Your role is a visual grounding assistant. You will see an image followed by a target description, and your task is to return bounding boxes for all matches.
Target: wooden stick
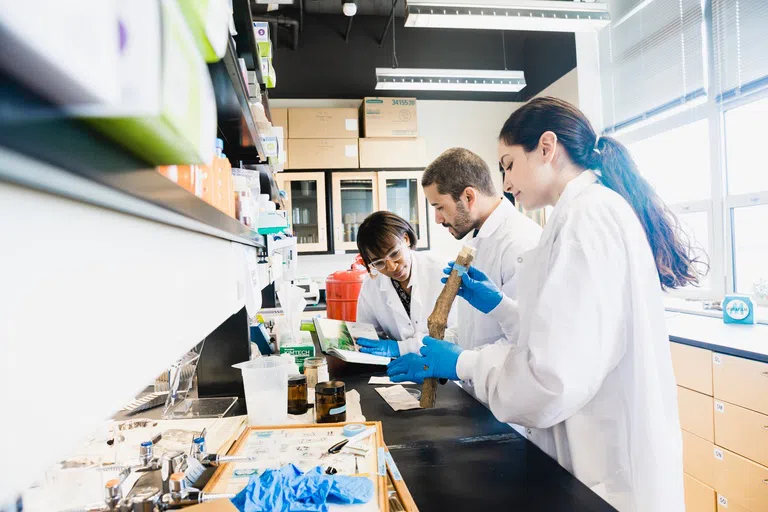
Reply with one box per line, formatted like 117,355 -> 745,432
421,245 -> 476,408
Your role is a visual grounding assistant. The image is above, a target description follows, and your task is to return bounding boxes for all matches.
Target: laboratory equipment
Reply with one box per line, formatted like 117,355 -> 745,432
287,375 -> 308,415
303,357 -> 329,391
315,381 -> 347,423
325,256 -> 367,322
233,357 -> 292,425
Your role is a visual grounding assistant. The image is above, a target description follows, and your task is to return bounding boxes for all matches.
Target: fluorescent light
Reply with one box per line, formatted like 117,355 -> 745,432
375,68 -> 526,92
405,0 -> 611,32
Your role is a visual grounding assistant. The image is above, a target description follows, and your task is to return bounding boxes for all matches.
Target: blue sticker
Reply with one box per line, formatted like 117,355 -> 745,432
384,451 -> 402,481
256,431 -> 272,438
377,447 -> 386,476
329,405 -> 347,415
452,263 -> 468,277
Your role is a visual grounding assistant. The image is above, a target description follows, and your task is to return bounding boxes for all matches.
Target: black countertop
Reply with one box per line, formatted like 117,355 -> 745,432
340,372 -> 616,512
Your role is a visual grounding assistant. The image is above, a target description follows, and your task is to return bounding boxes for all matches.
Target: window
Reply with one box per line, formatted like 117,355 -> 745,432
724,97 -> 768,195
627,119 -> 711,204
731,205 -> 768,300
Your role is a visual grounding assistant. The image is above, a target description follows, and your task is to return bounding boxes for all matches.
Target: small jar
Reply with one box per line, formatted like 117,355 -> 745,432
287,375 -> 308,415
304,357 -> 329,390
315,381 -> 346,423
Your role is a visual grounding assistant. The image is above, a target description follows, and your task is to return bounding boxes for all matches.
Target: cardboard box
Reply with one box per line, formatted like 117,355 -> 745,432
279,331 -> 315,372
83,0 -> 216,165
359,137 -> 427,168
253,21 -> 270,42
177,0 -> 230,63
361,97 -> 418,138
288,139 -> 359,169
288,108 -> 359,139
271,108 -> 288,131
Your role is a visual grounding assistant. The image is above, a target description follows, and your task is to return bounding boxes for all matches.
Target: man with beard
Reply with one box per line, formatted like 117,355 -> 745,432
421,147 -> 541,371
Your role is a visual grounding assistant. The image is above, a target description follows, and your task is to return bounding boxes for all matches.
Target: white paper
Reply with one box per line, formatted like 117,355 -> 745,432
368,376 -> 415,386
345,118 -> 359,131
347,322 -> 379,340
345,144 -> 357,158
375,385 -> 421,411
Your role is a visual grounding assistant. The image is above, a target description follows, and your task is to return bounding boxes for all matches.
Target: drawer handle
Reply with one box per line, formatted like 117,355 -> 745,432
764,479 -> 768,484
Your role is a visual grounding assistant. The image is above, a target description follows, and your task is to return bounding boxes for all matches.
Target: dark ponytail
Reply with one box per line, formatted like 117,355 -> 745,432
499,97 -> 705,290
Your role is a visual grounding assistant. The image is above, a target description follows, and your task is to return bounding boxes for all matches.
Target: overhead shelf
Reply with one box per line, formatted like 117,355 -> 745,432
0,72 -> 264,248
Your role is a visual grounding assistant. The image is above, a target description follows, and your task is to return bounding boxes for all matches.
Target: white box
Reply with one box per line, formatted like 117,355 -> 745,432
253,21 -> 270,42
0,0 -> 120,106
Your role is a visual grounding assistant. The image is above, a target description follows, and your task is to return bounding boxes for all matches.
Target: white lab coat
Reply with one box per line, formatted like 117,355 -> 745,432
459,198 -> 542,350
456,171 -> 684,511
356,251 -> 457,355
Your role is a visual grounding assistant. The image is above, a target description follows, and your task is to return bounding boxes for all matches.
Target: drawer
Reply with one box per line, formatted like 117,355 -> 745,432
671,343 -> 713,395
715,399 -> 768,467
717,494 -> 751,512
713,353 -> 768,415
682,430 -> 718,489
684,474 -> 716,512
679,386 -> 715,442
715,447 -> 768,512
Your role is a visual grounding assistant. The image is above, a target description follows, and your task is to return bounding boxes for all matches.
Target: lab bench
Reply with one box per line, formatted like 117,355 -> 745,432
340,373 -> 616,512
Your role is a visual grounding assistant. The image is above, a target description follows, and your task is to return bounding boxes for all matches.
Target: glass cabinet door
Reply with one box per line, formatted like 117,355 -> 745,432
378,171 -> 428,249
277,172 -> 327,253
331,172 -> 379,252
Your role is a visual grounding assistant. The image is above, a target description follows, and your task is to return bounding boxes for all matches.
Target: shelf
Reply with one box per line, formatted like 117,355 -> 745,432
209,36 -> 265,160
0,73 -> 263,248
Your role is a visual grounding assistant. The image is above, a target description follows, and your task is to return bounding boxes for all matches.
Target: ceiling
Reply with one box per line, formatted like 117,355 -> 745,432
254,2 -> 578,102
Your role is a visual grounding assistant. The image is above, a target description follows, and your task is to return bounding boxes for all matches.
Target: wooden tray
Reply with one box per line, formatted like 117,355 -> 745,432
204,421 -> 418,511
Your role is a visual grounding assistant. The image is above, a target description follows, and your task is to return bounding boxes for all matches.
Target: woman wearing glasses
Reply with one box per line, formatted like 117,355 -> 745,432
354,211 -> 457,358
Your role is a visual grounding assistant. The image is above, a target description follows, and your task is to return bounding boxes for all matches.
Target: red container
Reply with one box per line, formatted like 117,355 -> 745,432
326,256 -> 367,322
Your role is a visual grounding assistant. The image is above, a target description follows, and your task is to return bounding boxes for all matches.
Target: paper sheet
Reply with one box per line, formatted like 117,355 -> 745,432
368,376 -> 415,386
375,385 -> 422,412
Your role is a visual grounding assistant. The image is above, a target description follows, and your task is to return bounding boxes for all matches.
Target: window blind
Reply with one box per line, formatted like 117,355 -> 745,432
599,0 -> 706,132
713,0 -> 768,101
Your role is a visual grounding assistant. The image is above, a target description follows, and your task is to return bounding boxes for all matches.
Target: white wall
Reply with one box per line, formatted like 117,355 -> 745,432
535,68 -> 580,106
273,98 -> 523,285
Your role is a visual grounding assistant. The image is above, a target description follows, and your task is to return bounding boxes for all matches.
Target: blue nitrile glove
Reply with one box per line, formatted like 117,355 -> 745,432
442,261 -> 503,314
386,353 -> 424,383
357,337 -> 400,358
231,464 -> 374,512
386,338 -> 462,383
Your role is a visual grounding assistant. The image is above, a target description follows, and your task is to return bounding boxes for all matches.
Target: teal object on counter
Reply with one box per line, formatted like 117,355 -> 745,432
723,294 -> 756,324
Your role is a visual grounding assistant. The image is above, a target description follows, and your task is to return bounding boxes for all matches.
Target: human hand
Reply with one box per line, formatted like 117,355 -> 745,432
441,262 -> 503,314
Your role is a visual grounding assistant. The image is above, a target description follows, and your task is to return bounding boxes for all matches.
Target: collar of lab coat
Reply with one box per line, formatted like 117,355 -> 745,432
472,197 -> 514,241
377,248 -> 420,291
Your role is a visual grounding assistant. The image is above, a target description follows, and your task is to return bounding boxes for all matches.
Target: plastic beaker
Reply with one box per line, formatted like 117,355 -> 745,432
233,357 -> 291,425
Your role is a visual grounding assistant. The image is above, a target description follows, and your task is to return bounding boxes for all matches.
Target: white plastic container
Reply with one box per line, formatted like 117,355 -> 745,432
233,357 -> 291,425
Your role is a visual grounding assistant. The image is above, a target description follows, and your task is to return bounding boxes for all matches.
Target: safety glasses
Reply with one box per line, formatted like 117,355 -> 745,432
368,242 -> 408,275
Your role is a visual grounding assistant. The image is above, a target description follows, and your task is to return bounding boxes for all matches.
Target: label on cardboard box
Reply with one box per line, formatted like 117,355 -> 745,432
345,144 -> 357,158
345,118 -> 358,131
362,97 -> 417,138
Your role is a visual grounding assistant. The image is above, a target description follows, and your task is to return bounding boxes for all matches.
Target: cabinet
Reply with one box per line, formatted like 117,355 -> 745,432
377,170 -> 429,249
331,172 -> 380,252
275,172 -> 328,253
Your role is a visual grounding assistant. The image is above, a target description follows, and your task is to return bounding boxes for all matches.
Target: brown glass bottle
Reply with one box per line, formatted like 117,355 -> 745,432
315,381 -> 346,423
287,375 -> 308,415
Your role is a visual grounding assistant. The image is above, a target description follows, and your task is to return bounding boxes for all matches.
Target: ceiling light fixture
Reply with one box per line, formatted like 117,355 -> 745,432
375,68 -> 526,92
343,0 -> 357,16
404,0 -> 611,32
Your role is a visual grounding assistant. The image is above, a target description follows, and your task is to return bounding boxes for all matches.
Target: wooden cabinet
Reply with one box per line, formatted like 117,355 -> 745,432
714,399 -> 768,468
275,172 -> 328,253
377,170 -> 429,249
683,429 -> 719,489
684,474 -> 716,512
713,353 -> 768,416
331,172 -> 380,253
671,342 -> 713,395
678,386 -> 715,442
715,447 -> 768,512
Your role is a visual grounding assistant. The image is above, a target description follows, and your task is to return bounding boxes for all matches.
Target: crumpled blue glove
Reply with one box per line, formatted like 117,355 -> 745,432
442,261 -> 503,314
231,464 -> 374,512
357,337 -> 400,358
386,337 -> 462,384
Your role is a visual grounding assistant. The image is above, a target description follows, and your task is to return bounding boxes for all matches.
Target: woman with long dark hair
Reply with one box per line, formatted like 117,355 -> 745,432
388,97 -> 702,511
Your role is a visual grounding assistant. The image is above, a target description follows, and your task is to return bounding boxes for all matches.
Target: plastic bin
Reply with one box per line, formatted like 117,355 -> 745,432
325,256 -> 367,322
